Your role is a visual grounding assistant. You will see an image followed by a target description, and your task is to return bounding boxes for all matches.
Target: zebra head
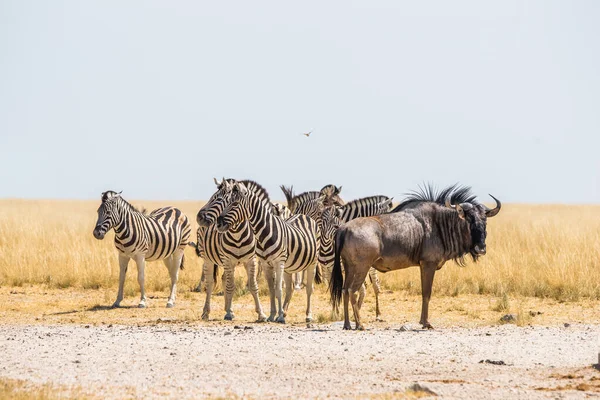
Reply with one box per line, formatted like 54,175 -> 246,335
93,190 -> 122,240
319,184 -> 344,207
196,178 -> 235,227
320,206 -> 343,240
215,182 -> 249,233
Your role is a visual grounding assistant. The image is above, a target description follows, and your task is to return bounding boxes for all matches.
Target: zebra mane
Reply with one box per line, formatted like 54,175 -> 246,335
237,180 -> 272,203
390,183 -> 477,213
341,195 -> 390,209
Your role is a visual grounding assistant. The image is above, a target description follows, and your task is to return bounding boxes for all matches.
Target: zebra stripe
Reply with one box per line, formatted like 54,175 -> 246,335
215,181 -> 320,324
193,179 -> 269,322
93,190 -> 191,309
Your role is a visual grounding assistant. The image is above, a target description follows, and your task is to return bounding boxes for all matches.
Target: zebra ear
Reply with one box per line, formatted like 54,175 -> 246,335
336,186 -> 342,195
117,191 -> 122,196
380,198 -> 393,209
213,177 -> 220,186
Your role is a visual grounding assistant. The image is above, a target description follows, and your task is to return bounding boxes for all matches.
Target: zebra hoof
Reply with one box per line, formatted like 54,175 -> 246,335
224,314 -> 235,321
305,317 -> 312,323
276,316 -> 286,324
356,325 -> 365,331
267,315 -> 275,322
138,303 -> 147,309
111,303 -> 121,309
166,303 -> 174,308
256,315 -> 267,323
375,316 -> 385,322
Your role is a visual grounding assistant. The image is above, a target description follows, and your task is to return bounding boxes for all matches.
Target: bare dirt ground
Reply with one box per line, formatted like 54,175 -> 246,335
1,322 -> 600,399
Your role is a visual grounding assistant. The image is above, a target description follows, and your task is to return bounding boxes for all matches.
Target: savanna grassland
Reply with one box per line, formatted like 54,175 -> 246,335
1,199 -> 600,399
0,199 -> 599,326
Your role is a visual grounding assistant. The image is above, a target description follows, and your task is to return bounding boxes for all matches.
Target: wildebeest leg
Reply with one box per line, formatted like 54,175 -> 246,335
112,254 -> 130,308
343,289 -> 351,330
369,268 -> 383,321
282,272 -> 294,318
223,266 -> 235,320
349,289 -> 364,330
244,257 -> 266,322
201,262 -> 215,320
358,283 -> 366,309
263,263 -> 277,322
134,255 -> 147,308
419,261 -> 437,329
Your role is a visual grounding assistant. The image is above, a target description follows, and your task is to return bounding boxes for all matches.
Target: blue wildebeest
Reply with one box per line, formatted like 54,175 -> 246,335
330,184 -> 501,330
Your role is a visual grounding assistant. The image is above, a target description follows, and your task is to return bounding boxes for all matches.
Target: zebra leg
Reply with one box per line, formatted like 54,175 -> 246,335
244,257 -> 266,322
263,264 -> 277,322
294,272 -> 302,291
134,255 -> 147,308
194,267 -> 206,293
369,268 -> 383,321
165,250 -> 183,308
112,254 -> 130,308
304,262 -> 316,324
223,266 -> 235,321
274,262 -> 285,323
282,272 -> 294,318
201,262 -> 215,320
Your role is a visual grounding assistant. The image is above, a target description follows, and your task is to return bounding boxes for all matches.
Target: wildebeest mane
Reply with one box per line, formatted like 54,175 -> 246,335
390,183 -> 477,213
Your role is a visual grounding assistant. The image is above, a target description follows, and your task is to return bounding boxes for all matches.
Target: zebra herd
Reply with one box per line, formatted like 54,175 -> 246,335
93,179 -> 501,329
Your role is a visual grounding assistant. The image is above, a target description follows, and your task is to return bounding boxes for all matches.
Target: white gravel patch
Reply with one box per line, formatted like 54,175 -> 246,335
0,323 -> 598,398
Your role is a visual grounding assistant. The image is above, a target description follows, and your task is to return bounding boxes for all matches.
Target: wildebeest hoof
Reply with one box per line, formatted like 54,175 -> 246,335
201,312 -> 210,321
166,303 -> 174,308
356,325 -> 365,331
343,324 -> 352,330
421,322 -> 434,329
276,316 -> 286,324
111,302 -> 121,309
267,315 -> 275,322
224,313 -> 235,321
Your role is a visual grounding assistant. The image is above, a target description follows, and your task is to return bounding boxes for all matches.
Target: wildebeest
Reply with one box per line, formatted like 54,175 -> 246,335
330,184 -> 501,330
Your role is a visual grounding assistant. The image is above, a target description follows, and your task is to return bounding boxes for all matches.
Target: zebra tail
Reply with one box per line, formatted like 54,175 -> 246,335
280,185 -> 295,208
329,227 -> 346,312
314,262 -> 322,285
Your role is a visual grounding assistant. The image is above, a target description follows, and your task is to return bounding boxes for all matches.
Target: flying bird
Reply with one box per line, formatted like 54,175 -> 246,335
302,129 -> 315,137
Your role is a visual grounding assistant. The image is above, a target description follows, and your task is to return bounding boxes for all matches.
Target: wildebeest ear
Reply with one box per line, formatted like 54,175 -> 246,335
455,204 -> 465,220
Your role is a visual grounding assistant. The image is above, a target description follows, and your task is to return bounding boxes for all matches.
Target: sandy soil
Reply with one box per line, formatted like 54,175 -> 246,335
1,322 -> 599,399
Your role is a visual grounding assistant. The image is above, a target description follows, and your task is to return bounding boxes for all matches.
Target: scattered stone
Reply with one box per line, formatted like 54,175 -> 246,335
224,332 -> 232,336
85,325 -> 90,328
170,352 -> 176,356
406,383 -> 438,396
479,359 -> 506,366
500,314 -> 517,323
529,311 -> 543,317
234,325 -> 242,329
564,323 -> 571,328
398,325 -> 408,332
244,326 -> 253,330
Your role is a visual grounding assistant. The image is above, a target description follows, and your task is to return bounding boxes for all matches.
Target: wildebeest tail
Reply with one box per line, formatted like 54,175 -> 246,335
329,227 -> 346,312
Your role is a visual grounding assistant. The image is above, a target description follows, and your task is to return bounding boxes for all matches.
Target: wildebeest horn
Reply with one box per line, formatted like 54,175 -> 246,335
445,197 -> 455,208
485,194 -> 501,217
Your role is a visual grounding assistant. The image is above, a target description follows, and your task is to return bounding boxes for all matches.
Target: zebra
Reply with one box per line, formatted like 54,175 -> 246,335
280,184 -> 344,220
92,191 -> 191,308
211,180 -> 320,324
280,184 -> 344,289
191,178 -> 271,321
319,195 -> 393,321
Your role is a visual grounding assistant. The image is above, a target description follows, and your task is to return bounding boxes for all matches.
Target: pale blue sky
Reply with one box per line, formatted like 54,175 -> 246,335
1,1 -> 599,203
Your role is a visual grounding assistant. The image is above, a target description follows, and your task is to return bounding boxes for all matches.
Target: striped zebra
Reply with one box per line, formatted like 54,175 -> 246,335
280,184 -> 344,220
280,184 -> 344,289
319,195 -> 392,321
192,178 -> 270,321
213,180 -> 320,324
93,191 -> 191,308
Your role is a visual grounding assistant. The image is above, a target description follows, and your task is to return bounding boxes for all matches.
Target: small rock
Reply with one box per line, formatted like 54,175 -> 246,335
73,360 -> 81,364
406,383 -> 437,396
244,326 -> 253,330
479,359 -> 506,366
564,323 -> 571,328
108,324 -> 113,328
500,314 -> 517,323
529,311 -> 543,317
224,332 -> 232,336
84,325 -> 90,329
170,352 -> 176,356
288,336 -> 293,339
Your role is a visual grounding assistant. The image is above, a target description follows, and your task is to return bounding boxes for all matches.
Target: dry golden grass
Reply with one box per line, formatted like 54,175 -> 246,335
0,199 -> 599,326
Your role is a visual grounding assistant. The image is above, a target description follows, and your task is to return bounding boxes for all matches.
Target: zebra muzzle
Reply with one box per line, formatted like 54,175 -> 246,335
93,228 -> 105,240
